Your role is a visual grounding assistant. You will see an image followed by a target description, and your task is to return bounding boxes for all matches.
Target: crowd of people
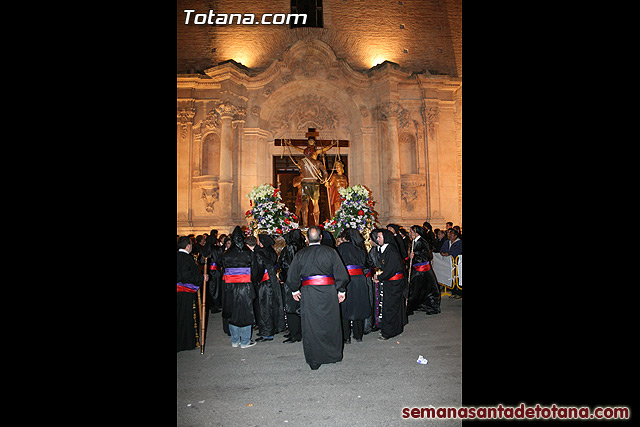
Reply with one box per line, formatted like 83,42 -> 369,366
177,220 -> 463,370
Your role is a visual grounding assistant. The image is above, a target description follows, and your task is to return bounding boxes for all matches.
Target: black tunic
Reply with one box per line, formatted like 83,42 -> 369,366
377,243 -> 408,339
337,242 -> 371,321
177,251 -> 204,352
407,236 -> 431,312
408,236 -> 441,314
205,243 -> 224,311
253,244 -> 286,336
277,235 -> 304,315
221,245 -> 256,327
285,244 -> 350,366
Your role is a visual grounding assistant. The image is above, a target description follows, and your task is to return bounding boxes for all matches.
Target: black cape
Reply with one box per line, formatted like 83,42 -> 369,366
285,244 -> 349,366
376,231 -> 408,339
221,229 -> 256,327
277,230 -> 305,314
177,250 -> 204,352
337,241 -> 371,321
252,235 -> 286,336
408,235 -> 441,314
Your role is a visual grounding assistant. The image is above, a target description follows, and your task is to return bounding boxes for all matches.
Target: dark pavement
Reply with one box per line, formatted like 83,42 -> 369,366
177,296 -> 462,426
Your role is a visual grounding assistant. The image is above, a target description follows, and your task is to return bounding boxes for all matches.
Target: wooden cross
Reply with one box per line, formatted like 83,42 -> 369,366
274,128 -> 349,148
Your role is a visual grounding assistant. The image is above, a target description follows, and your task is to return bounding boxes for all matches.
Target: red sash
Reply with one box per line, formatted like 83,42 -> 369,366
301,275 -> 335,286
412,261 -> 431,272
388,272 -> 404,281
346,265 -> 364,276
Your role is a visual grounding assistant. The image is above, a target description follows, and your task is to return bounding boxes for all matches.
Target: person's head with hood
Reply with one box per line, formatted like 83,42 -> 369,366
386,223 -> 401,236
410,225 -> 429,241
284,229 -> 305,249
258,233 -> 275,248
372,228 -> 397,250
340,227 -> 365,251
230,226 -> 246,251
320,228 -> 335,248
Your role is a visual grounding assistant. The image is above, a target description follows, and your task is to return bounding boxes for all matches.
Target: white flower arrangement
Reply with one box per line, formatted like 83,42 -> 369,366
324,184 -> 378,237
245,184 -> 298,235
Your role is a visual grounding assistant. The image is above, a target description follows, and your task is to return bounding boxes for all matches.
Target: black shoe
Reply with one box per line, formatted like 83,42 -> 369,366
371,325 -> 380,332
283,333 -> 291,339
309,363 -> 320,370
344,338 -> 351,344
255,337 -> 273,342
283,337 -> 300,343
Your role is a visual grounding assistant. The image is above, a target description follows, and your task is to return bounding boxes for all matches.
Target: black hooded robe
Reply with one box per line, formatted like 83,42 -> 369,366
285,244 -> 349,367
337,239 -> 371,321
253,234 -> 286,337
376,229 -> 408,339
221,228 -> 256,327
177,250 -> 204,352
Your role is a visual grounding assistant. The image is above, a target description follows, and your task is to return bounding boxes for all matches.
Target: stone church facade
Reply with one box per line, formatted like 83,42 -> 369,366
177,0 -> 462,235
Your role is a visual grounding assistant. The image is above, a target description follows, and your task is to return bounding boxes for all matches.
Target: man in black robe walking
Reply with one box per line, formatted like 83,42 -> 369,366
284,226 -> 350,370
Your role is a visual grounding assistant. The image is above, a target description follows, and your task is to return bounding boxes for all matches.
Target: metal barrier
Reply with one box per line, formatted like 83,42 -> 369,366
431,253 -> 462,296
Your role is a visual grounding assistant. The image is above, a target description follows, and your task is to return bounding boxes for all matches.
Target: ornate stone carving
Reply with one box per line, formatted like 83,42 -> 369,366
375,101 -> 410,126
270,95 -> 341,136
201,187 -> 219,213
177,107 -> 196,138
292,56 -> 324,78
401,185 -> 419,212
205,101 -> 246,129
424,106 -> 440,138
401,177 -> 426,212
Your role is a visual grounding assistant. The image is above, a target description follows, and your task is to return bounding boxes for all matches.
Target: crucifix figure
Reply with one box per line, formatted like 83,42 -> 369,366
275,128 -> 349,227
290,132 -> 333,226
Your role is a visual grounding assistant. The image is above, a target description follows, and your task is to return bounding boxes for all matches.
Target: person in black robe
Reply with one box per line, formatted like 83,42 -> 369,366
337,228 -> 372,343
284,226 -> 350,370
387,223 -> 408,261
407,225 -> 441,315
221,226 -> 257,348
203,230 -> 223,313
367,229 -> 383,332
372,228 -> 408,340
177,236 -> 208,352
278,229 -> 305,343
252,234 -> 286,341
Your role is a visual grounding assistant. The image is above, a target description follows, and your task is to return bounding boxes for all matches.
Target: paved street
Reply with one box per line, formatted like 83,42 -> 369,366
177,296 -> 462,426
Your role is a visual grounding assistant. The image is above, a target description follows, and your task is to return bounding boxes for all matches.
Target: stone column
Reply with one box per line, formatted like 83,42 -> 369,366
379,101 -> 402,223
177,106 -> 195,232
217,102 -> 236,225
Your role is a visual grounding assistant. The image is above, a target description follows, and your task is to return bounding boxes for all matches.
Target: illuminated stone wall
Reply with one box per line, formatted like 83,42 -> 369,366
177,0 -> 462,235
